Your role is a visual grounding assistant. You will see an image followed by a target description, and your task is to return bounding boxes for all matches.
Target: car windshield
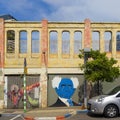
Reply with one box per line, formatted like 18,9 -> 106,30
108,86 -> 120,95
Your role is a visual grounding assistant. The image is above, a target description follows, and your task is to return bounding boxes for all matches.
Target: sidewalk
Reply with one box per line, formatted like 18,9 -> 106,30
0,106 -> 88,120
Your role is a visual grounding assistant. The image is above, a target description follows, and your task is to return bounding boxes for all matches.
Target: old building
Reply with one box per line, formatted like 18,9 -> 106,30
0,15 -> 120,109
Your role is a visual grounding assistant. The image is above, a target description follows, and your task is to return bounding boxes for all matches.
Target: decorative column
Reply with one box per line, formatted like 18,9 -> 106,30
58,30 -> 62,59
100,30 -> 104,53
15,30 -> 19,58
27,30 -> 32,58
112,30 -> 116,58
0,18 -> 5,109
70,30 -> 74,58
40,19 -> 48,108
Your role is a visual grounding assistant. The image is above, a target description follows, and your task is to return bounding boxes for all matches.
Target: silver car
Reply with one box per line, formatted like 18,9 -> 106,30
87,86 -> 120,118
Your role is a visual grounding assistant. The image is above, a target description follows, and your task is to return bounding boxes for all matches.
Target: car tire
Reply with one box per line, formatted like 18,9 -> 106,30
104,104 -> 118,118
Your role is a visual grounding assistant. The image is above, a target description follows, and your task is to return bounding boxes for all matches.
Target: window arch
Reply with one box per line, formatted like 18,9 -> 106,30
49,31 -> 58,54
74,31 -> 82,54
92,31 -> 100,50
19,31 -> 27,53
7,30 -> 15,53
31,31 -> 40,53
104,31 -> 112,52
62,31 -> 70,54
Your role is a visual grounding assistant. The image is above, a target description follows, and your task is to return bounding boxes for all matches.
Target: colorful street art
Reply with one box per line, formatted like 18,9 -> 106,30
7,82 -> 40,108
50,76 -> 80,107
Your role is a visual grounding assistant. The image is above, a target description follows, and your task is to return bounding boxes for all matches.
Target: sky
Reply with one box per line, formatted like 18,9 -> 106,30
0,0 -> 120,22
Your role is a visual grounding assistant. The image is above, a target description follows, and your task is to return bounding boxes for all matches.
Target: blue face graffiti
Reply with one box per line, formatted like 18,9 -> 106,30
55,78 -> 76,99
50,76 -> 79,107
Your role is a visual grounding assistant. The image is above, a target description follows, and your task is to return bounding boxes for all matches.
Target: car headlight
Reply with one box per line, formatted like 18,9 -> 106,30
96,96 -> 105,103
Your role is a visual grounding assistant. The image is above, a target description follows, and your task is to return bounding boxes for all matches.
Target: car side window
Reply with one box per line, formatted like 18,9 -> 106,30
116,93 -> 120,97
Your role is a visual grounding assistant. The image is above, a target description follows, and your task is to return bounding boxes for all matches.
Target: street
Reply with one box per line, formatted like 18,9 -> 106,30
0,114 -> 24,120
0,109 -> 120,120
67,112 -> 120,120
0,113 -> 120,120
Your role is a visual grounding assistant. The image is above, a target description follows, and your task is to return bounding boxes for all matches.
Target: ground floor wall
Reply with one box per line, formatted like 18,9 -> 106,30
0,68 -> 119,109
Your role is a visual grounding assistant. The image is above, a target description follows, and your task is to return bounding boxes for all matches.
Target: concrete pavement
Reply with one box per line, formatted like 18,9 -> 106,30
0,106 -> 88,120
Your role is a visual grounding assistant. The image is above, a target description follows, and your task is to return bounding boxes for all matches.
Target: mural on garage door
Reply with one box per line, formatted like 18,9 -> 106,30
5,75 -> 40,109
7,82 -> 40,108
50,76 -> 80,107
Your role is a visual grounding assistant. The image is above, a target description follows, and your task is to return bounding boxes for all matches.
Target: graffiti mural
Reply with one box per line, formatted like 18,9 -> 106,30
50,76 -> 80,107
7,82 -> 40,108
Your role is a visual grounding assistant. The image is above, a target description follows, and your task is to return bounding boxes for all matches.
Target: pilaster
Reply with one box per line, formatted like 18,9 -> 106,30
0,18 -> 5,109
41,19 -> 48,66
40,19 -> 48,108
0,18 -> 4,68
84,19 -> 91,48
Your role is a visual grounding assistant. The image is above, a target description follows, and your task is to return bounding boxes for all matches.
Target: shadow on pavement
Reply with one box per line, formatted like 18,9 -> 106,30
87,112 -> 105,118
87,112 -> 120,118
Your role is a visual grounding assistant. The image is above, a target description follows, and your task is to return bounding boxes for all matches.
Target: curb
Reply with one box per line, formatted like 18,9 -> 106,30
34,109 -> 88,120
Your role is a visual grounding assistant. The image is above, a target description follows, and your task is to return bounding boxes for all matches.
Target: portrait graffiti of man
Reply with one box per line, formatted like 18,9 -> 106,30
50,76 -> 79,107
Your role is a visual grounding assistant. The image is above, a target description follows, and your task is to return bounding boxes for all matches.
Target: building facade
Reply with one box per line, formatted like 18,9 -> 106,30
0,18 -> 120,109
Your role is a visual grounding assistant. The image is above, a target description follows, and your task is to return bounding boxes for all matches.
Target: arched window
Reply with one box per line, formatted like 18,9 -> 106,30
7,30 -> 15,53
92,31 -> 100,50
32,31 -> 40,53
49,31 -> 58,54
104,31 -> 112,52
116,32 -> 120,51
19,31 -> 27,53
62,31 -> 70,54
74,31 -> 82,54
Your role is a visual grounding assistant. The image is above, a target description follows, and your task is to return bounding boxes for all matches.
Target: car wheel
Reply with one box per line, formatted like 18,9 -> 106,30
104,104 -> 118,118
